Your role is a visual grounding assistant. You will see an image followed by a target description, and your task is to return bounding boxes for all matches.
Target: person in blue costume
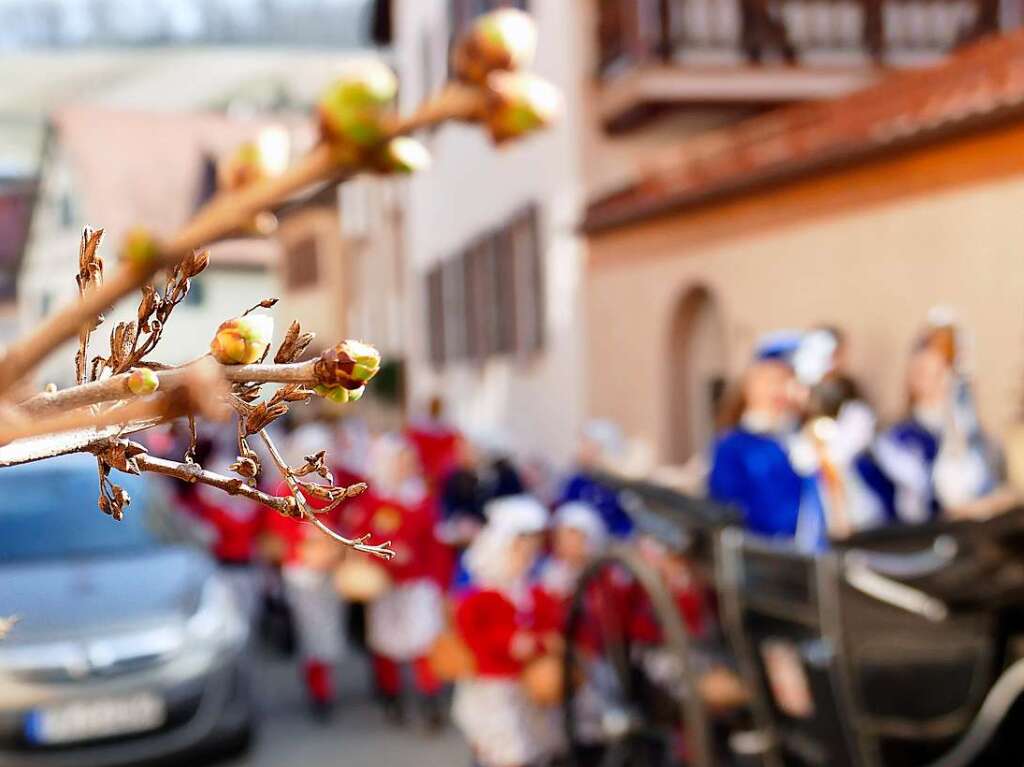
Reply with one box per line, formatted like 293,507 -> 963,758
708,332 -> 833,548
853,313 -> 998,525
556,420 -> 635,538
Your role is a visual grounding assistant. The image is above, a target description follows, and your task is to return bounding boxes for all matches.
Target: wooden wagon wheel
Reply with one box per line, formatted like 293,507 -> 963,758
563,547 -> 715,767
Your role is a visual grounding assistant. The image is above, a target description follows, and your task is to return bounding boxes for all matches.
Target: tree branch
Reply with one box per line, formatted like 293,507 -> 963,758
132,453 -> 295,515
0,393 -> 189,447
18,360 -> 318,418
0,86 -> 488,398
257,429 -> 395,560
0,420 -> 162,468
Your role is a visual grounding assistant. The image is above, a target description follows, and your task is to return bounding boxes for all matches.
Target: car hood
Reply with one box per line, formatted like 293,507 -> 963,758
0,546 -> 213,644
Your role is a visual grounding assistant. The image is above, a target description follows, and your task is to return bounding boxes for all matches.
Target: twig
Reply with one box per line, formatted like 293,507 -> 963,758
257,429 -> 394,560
132,453 -> 296,515
0,420 -> 162,468
0,393 -> 188,447
18,359 -> 318,418
0,86 -> 488,397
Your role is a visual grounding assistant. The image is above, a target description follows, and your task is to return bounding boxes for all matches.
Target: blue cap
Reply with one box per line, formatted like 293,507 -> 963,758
753,331 -> 803,364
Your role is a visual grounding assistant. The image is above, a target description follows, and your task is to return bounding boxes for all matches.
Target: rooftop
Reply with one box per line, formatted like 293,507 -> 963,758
584,29 -> 1024,233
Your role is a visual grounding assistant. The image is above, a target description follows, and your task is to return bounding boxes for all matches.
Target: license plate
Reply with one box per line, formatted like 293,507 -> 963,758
25,692 -> 166,745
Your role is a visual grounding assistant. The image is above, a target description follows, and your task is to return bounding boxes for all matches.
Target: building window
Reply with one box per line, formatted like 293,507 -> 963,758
286,235 -> 319,290
424,204 -> 544,368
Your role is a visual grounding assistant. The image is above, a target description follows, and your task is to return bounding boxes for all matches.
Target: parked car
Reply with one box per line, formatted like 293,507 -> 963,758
0,454 -> 255,766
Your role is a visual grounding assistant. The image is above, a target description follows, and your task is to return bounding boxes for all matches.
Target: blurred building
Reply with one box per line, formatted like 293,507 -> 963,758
0,173 -> 37,339
581,14 -> 1024,465
391,0 -> 586,461
275,175 -> 407,361
20,106 -> 280,387
0,2 -> 389,385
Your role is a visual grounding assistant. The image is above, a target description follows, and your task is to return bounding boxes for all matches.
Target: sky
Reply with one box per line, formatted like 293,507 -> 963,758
0,0 -> 373,50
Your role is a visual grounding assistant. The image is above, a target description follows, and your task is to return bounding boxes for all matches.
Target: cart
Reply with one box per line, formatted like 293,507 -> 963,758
561,475 -> 1024,767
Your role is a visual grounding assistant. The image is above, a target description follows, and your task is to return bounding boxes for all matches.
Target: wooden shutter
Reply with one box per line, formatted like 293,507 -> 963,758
426,265 -> 445,367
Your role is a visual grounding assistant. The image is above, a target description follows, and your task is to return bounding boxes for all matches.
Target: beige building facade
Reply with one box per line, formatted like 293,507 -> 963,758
583,32 -> 1024,466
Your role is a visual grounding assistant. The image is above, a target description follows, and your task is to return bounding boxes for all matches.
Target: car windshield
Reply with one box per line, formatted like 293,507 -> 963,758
0,454 -> 158,563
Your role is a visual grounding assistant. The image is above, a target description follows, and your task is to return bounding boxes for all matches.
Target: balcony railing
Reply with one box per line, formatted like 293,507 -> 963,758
597,0 -> 1004,76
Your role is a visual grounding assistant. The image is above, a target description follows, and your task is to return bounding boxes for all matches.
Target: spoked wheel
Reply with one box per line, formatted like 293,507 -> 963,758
564,548 -> 714,767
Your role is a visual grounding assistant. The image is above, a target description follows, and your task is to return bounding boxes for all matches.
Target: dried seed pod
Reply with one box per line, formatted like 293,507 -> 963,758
184,249 -> 211,278
210,314 -> 274,365
452,8 -> 537,86
275,320 -> 316,364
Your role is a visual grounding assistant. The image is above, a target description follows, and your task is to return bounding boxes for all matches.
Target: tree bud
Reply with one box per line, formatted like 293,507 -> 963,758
484,71 -> 561,144
318,61 -> 397,147
210,314 -> 274,365
375,137 -> 432,175
314,384 -> 366,404
126,367 -> 159,395
120,228 -> 160,268
314,340 -> 381,390
452,8 -> 537,86
218,128 -> 290,191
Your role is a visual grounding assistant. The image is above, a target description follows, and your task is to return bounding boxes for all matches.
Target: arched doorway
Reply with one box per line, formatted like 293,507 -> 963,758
667,285 -> 728,464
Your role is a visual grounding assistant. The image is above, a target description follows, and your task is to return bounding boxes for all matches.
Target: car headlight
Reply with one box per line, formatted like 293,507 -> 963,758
186,576 -> 247,652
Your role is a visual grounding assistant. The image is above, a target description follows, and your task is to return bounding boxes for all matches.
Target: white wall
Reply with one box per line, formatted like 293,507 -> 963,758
392,0 -> 587,464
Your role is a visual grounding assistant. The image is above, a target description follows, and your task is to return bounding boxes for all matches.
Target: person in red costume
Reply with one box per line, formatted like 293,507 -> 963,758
340,434 -> 448,728
405,396 -> 460,491
452,495 -> 562,767
537,501 -> 608,608
173,437 -> 262,620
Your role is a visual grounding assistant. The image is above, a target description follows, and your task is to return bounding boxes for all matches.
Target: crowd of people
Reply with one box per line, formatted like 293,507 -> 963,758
151,397 -> 634,767
147,307 -> 1017,767
708,309 -> 1011,549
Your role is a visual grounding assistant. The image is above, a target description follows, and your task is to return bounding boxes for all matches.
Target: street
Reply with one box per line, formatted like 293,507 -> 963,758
221,650 -> 468,767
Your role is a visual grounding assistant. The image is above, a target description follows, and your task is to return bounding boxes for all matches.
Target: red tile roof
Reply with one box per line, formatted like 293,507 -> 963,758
583,30 -> 1024,233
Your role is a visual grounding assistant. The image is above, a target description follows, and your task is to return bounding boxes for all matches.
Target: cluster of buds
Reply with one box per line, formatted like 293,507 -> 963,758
313,340 -> 381,404
453,9 -> 560,144
210,314 -> 274,365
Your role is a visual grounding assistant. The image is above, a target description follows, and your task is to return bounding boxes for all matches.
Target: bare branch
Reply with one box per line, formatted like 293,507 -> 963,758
132,452 -> 296,515
0,393 -> 188,447
18,359 -> 318,418
0,420 -> 162,468
256,429 -> 394,560
0,83 -> 480,396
